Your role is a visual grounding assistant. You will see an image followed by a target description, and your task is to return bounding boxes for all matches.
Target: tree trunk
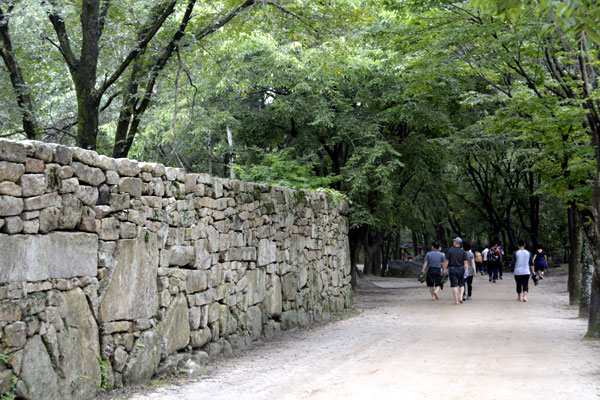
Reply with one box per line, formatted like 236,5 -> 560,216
585,122 -> 600,338
411,231 -> 418,257
349,226 -> 367,287
75,85 -> 100,149
227,125 -> 235,180
363,241 -> 373,276
372,245 -> 382,276
568,205 -> 583,305
363,230 -> 384,276
0,6 -> 40,140
580,222 -> 594,317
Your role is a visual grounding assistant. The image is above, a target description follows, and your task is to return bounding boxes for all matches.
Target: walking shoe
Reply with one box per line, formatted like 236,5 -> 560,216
493,280 -> 496,283
499,276 -> 503,279
489,278 -> 492,282
467,296 -> 471,300
539,275 -> 543,280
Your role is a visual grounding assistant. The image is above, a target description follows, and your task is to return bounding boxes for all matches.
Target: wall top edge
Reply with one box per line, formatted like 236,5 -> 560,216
0,138 -> 349,215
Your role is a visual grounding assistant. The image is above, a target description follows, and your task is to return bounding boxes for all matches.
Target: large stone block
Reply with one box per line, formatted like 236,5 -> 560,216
23,192 -> 61,211
160,294 -> 190,356
282,273 -> 297,301
119,177 -> 143,197
0,139 -> 26,162
246,306 -> 262,339
246,269 -> 266,306
0,195 -> 23,216
71,161 -> 106,186
0,232 -> 98,283
0,160 -> 25,182
123,330 -> 161,384
266,274 -> 283,318
0,181 -> 22,196
168,245 -> 195,266
20,335 -> 61,400
19,174 -> 46,196
99,231 -> 158,322
56,288 -> 101,399
257,238 -> 277,267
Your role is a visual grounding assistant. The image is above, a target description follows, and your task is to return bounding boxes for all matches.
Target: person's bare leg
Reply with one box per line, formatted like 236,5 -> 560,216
433,286 -> 440,300
523,291 -> 528,302
452,287 -> 459,304
429,287 -> 435,300
517,292 -> 522,301
459,286 -> 465,303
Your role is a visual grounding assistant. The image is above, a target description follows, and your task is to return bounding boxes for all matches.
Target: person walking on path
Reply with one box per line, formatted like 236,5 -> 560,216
487,243 -> 502,283
421,242 -> 446,300
443,237 -> 469,305
482,245 -> 489,276
532,245 -> 548,285
513,239 -> 534,302
474,248 -> 483,275
463,242 -> 476,300
497,244 -> 505,279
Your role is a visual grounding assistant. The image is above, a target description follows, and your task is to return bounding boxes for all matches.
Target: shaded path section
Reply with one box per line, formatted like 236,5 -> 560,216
124,269 -> 600,399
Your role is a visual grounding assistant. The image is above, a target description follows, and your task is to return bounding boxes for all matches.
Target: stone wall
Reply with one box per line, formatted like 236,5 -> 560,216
0,139 -> 352,399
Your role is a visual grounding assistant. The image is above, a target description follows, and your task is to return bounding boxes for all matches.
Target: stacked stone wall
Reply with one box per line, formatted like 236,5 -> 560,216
0,139 -> 352,399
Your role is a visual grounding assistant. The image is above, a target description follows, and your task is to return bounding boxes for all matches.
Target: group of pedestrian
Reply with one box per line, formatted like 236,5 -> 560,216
421,237 -> 549,304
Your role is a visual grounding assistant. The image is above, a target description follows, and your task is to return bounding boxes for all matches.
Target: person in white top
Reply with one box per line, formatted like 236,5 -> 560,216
513,239 -> 534,302
482,246 -> 489,275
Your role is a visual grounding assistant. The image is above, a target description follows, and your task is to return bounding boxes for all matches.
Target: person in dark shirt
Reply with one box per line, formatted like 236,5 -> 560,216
443,237 -> 469,305
532,245 -> 548,284
421,242 -> 446,300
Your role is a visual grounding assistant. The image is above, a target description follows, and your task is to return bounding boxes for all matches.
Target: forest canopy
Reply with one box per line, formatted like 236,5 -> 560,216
2,0 -> 600,334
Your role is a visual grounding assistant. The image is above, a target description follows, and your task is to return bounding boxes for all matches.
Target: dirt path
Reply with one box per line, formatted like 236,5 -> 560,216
124,268 -> 600,400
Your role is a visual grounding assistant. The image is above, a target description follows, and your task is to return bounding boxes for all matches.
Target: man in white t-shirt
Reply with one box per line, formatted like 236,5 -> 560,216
482,246 -> 489,276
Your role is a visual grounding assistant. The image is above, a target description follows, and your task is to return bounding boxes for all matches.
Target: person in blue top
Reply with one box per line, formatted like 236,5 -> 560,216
532,245 -> 548,285
497,243 -> 505,279
421,242 -> 446,300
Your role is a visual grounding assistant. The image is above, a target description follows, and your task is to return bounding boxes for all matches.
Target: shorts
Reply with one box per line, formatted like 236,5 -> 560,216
534,264 -> 545,272
426,269 -> 442,287
448,266 -> 465,288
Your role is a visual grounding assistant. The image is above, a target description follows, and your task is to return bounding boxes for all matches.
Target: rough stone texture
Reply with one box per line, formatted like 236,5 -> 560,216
20,173 -> 46,196
4,321 -> 27,347
56,288 -> 101,399
20,335 -> 61,400
246,269 -> 266,306
160,294 -> 190,356
116,158 -> 140,177
71,161 -> 106,186
258,238 -> 277,267
123,330 -> 161,384
266,274 -> 283,318
0,232 -> 97,283
168,245 -> 195,266
0,195 -> 23,216
246,306 -> 263,339
2,216 -> 23,234
23,192 -> 61,211
0,181 -> 22,196
0,139 -> 351,399
99,232 -> 158,322
119,177 -> 143,197
0,161 -> 25,182
0,139 -> 26,162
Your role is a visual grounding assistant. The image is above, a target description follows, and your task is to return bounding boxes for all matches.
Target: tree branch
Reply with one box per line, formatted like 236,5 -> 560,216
98,0 -> 178,97
46,1 -> 78,70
